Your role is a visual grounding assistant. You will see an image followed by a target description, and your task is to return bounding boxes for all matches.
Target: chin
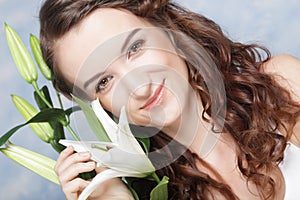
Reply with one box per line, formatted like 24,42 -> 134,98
149,108 -> 181,128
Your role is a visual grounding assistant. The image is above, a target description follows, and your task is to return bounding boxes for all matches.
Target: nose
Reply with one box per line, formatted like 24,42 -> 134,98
120,67 -> 152,100
110,67 -> 152,115
129,80 -> 151,100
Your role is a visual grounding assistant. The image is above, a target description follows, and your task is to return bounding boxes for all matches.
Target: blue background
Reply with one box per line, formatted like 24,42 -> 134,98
0,0 -> 299,199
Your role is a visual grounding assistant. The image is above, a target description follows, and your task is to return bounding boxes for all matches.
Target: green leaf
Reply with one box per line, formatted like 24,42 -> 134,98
150,176 -> 169,200
0,108 -> 67,146
72,95 -> 111,142
0,142 -> 59,185
136,137 -> 150,154
34,85 -> 53,111
30,34 -> 52,80
50,139 -> 65,153
5,23 -> 37,83
0,124 -> 25,147
34,86 -> 62,132
50,122 -> 66,153
125,181 -> 140,200
65,106 -> 81,117
52,122 -> 65,142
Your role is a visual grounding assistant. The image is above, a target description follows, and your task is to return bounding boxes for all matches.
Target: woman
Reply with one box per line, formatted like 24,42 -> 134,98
39,0 -> 300,199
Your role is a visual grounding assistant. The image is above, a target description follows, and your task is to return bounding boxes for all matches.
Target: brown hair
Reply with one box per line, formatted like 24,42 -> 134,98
39,0 -> 300,199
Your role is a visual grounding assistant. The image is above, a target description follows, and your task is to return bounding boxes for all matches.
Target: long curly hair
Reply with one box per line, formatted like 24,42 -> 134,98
39,0 -> 300,199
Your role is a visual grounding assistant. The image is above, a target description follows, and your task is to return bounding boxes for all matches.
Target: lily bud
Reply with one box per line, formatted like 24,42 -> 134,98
11,95 -> 54,142
0,142 -> 59,185
30,34 -> 52,80
5,23 -> 37,83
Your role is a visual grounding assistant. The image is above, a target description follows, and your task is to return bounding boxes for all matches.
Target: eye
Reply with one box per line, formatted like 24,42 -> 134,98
96,75 -> 113,93
127,40 -> 144,59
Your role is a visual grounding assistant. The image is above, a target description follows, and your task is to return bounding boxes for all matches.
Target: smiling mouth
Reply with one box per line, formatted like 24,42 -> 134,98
140,79 -> 165,110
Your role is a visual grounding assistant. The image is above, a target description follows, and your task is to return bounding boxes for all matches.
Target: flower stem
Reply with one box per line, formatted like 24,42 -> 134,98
32,81 -> 52,108
56,91 -> 71,123
66,125 -> 80,141
152,172 -> 160,184
56,91 -> 64,110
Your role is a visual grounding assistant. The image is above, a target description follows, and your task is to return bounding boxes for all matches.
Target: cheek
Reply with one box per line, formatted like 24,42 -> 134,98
169,57 -> 189,80
133,50 -> 171,67
97,87 -> 130,118
148,51 -> 188,79
97,93 -> 116,116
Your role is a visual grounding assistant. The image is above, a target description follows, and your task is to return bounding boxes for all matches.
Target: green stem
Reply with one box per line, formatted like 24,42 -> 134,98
56,91 -> 71,123
66,125 -> 80,141
56,91 -> 64,110
152,172 -> 160,184
32,81 -> 80,141
32,81 -> 52,108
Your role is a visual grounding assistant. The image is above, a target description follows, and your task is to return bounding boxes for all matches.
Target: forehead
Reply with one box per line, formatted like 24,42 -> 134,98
54,8 -> 153,84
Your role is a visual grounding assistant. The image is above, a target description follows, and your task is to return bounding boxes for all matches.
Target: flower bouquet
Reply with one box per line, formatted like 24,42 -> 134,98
0,24 -> 169,200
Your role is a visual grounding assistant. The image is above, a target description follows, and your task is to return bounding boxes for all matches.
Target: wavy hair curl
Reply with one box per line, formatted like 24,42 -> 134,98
39,0 -> 300,199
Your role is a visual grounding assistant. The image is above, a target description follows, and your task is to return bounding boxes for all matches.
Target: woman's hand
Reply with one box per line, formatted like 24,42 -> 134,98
55,146 -> 134,200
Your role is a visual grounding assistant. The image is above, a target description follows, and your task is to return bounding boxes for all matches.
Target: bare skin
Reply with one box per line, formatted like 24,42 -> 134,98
262,54 -> 300,147
55,146 -> 133,200
53,8 -> 300,200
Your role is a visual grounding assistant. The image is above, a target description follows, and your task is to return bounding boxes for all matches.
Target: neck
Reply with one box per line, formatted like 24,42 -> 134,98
161,93 -> 236,162
161,94 -> 219,157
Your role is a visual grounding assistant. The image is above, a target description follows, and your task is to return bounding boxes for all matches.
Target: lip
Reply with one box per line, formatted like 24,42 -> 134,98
140,79 -> 165,110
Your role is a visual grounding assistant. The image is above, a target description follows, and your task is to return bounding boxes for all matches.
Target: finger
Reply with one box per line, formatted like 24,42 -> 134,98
95,166 -> 108,174
62,178 -> 90,200
59,161 -> 96,184
56,151 -> 92,176
55,146 -> 74,172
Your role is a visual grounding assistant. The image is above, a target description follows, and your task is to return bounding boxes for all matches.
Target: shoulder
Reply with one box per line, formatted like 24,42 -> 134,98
262,54 -> 300,148
263,54 -> 300,72
263,54 -> 300,146
262,54 -> 300,103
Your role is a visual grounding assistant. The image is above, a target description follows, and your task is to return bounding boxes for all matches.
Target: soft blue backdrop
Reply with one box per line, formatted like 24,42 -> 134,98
0,0 -> 299,199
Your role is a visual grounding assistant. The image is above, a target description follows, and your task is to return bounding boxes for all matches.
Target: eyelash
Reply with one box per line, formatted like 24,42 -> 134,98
127,39 -> 145,59
95,75 -> 113,93
95,40 -> 145,93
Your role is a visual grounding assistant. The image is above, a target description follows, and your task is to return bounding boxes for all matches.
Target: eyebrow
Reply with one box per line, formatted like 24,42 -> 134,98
120,28 -> 142,53
83,71 -> 104,89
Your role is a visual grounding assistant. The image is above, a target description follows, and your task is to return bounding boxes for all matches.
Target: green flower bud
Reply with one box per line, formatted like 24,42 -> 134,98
11,95 -> 54,142
5,23 -> 37,83
30,34 -> 52,80
0,142 -> 59,185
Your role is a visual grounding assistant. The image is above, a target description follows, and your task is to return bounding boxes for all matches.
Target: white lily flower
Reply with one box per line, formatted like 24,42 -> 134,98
91,99 -> 118,143
60,99 -> 155,200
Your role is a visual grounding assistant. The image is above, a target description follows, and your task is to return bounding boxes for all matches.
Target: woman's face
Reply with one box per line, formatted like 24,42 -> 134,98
54,8 -> 196,130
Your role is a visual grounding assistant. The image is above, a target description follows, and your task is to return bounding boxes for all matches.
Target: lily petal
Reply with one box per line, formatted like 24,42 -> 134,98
78,169 -> 136,200
59,140 -> 115,164
99,147 -> 155,174
59,140 -> 155,174
91,99 -> 118,143
91,100 -> 147,155
117,107 -> 146,155
91,101 -> 146,155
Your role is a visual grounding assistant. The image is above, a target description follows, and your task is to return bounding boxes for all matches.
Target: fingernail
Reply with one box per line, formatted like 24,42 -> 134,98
79,152 -> 90,157
65,146 -> 73,153
85,162 -> 95,167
